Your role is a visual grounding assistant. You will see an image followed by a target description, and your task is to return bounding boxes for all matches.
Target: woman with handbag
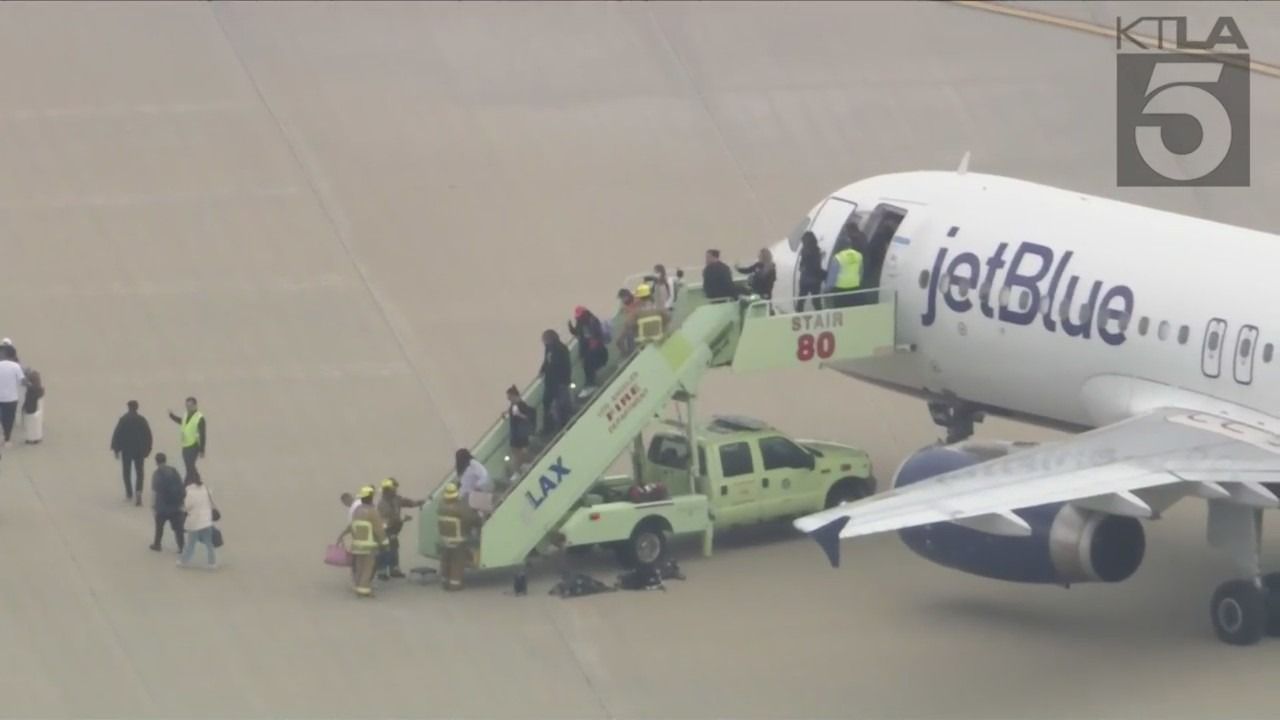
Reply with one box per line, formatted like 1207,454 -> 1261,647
178,473 -> 219,569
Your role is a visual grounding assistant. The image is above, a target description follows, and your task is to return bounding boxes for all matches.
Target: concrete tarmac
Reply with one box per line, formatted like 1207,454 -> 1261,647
0,2 -> 1278,718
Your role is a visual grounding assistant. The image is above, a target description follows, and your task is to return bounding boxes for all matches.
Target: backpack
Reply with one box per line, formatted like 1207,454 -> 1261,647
617,559 -> 686,591
616,565 -> 665,591
549,572 -> 616,598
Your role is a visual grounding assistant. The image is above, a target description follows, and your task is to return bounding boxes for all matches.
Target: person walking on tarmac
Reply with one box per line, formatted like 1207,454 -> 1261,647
348,485 -> 389,597
168,397 -> 206,480
567,306 -> 609,388
824,229 -> 866,309
539,330 -> 573,436
436,482 -> 479,592
149,453 -> 186,552
376,477 -> 425,581
111,400 -> 154,505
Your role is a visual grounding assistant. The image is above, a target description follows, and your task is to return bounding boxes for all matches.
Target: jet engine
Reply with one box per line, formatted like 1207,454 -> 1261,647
892,442 -> 1145,585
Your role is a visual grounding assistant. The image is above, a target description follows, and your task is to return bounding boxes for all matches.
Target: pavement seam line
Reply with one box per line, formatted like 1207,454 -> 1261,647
208,4 -> 461,452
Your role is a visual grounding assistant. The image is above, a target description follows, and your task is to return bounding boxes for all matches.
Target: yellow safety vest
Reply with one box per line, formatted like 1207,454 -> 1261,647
635,310 -> 665,342
834,249 -> 863,290
350,519 -> 380,554
438,515 -> 464,547
181,411 -> 203,448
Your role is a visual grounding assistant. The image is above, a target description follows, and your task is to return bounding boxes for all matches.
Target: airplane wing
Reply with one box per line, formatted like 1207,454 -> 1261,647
793,406 -> 1280,567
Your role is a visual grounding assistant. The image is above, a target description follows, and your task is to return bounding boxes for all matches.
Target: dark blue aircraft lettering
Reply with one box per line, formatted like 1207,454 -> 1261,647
525,457 -> 572,510
921,241 -> 1135,346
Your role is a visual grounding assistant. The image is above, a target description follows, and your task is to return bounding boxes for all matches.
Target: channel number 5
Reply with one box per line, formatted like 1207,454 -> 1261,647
1136,62 -> 1233,182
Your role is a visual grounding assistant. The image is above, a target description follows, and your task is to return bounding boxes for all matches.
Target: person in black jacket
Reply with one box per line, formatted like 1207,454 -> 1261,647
111,400 -> 154,506
505,385 -> 537,473
797,231 -> 825,311
149,452 -> 186,552
702,249 -> 739,301
736,248 -> 777,300
567,306 -> 609,387
539,330 -> 573,436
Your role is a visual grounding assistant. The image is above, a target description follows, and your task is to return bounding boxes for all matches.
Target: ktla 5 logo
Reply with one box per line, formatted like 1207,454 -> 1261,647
1115,16 -> 1250,187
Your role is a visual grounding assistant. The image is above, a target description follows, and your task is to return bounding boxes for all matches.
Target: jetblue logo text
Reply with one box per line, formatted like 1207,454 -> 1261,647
1116,16 -> 1250,187
524,457 -> 571,510
920,242 -> 1135,346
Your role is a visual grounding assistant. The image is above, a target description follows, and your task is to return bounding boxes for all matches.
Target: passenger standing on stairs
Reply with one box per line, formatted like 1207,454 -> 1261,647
796,232 -> 825,311
651,264 -> 674,312
736,248 -> 777,300
506,386 -> 536,475
615,289 -> 639,356
702,249 -> 739,301
567,306 -> 609,388
539,330 -> 573,436
456,449 -> 493,513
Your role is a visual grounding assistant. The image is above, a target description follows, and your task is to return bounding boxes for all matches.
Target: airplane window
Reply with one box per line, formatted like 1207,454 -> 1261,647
1178,325 -> 1189,344
1018,290 -> 1031,311
1118,313 -> 1131,332
956,277 -> 970,299
1265,344 -> 1274,363
918,270 -> 929,289
1158,321 -> 1171,341
1209,331 -> 1220,352
998,287 -> 1010,308
939,274 -> 951,294
1138,317 -> 1149,336
1241,338 -> 1253,357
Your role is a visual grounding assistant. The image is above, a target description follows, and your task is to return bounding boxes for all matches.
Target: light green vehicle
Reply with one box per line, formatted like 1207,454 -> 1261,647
558,414 -> 875,566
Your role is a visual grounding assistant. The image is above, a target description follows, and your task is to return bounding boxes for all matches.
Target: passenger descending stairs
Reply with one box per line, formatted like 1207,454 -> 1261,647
417,284 -> 902,571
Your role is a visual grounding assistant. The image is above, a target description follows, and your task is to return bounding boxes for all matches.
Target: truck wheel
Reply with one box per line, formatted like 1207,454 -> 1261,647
620,521 -> 669,568
825,477 -> 873,509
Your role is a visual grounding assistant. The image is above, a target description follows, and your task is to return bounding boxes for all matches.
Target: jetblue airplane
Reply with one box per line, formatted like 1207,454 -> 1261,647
772,166 -> 1280,646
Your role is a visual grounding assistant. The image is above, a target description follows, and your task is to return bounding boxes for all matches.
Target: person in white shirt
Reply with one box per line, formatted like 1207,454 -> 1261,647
178,475 -> 218,569
455,449 -> 494,513
0,345 -> 25,447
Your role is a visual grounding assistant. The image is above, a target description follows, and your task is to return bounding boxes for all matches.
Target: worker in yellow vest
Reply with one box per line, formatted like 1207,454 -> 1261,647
823,245 -> 864,309
348,485 -> 389,597
631,283 -> 665,344
436,482 -> 479,591
167,396 -> 206,480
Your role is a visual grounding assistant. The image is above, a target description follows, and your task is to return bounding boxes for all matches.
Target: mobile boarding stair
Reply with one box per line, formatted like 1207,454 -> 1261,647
416,280 -> 907,576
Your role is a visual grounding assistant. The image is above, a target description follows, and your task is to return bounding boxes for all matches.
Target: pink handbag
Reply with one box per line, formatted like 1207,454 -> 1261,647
325,543 -> 353,567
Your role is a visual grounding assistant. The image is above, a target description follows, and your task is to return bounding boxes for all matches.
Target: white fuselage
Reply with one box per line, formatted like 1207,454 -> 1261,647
769,172 -> 1280,431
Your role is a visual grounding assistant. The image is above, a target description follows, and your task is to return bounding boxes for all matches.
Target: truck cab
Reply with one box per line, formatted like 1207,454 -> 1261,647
558,414 -> 874,566
647,415 -> 874,525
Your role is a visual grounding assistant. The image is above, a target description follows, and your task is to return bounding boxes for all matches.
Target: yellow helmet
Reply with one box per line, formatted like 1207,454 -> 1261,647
381,477 -> 398,490
442,483 -> 460,500
358,485 -> 376,499
634,283 -> 652,299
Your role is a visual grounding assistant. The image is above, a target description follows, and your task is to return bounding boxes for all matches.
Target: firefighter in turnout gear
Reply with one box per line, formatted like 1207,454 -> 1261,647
376,477 -> 424,580
437,482 -> 479,591
349,485 -> 389,597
